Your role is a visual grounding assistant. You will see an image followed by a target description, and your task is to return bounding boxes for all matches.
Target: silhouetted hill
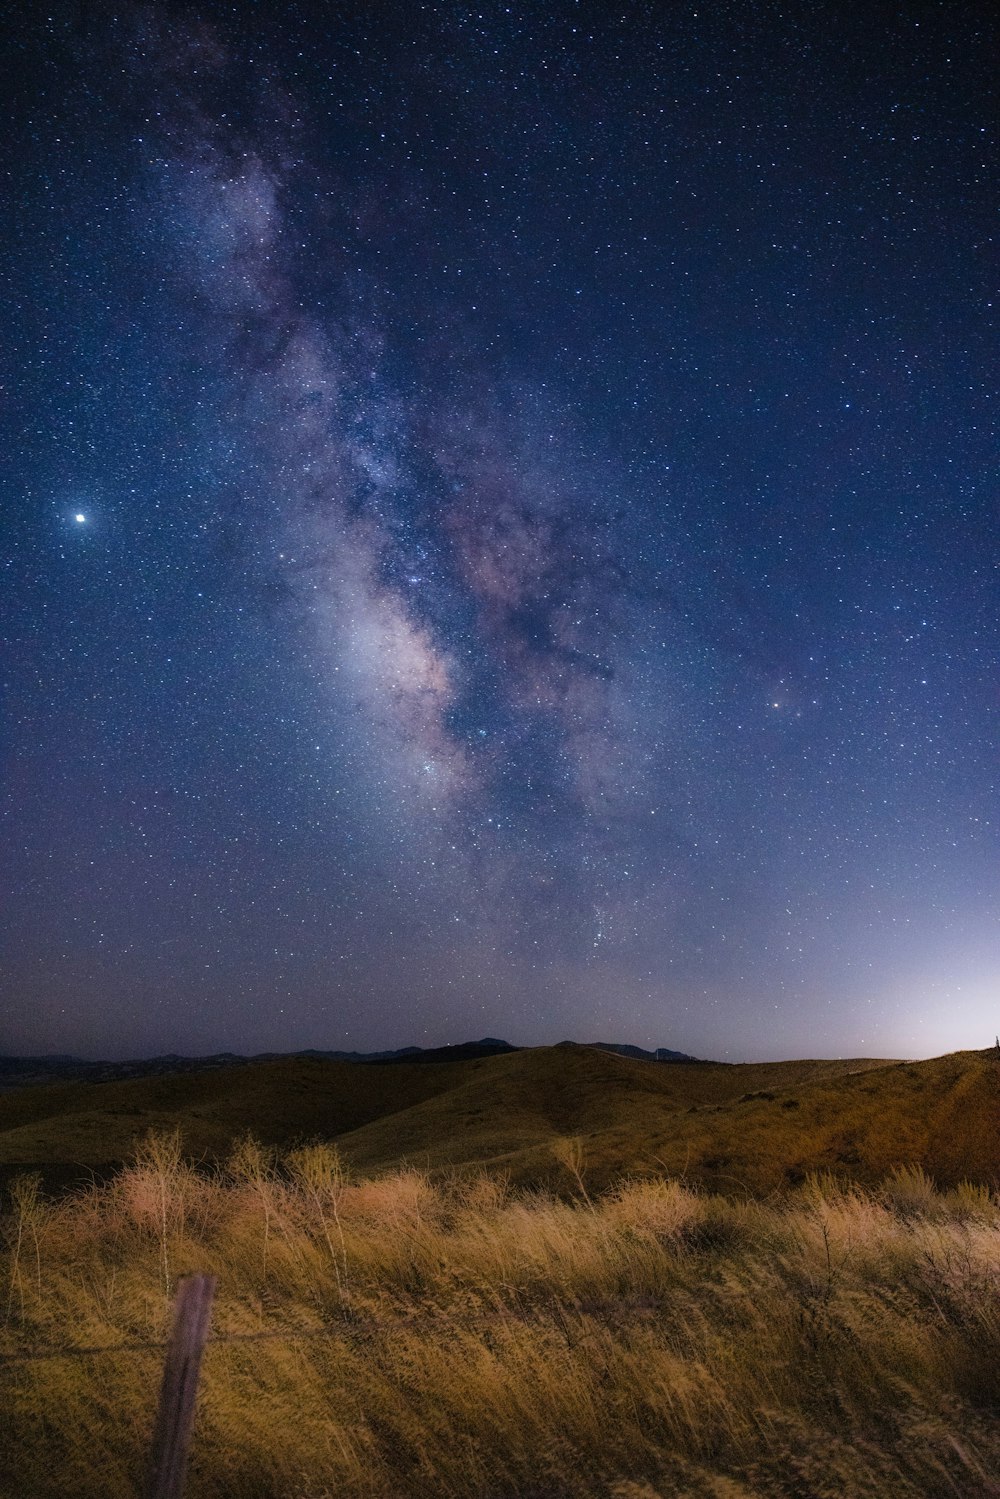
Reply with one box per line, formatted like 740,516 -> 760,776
375,1038 -> 519,1064
0,1037 -> 703,1093
0,1051 -> 255,1092
0,1038 -> 521,1092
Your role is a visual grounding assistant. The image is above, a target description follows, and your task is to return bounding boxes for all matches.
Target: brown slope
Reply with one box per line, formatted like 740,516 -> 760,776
334,1043 -> 689,1173
0,1056 -> 477,1180
0,1044 -> 890,1167
10,1042 -> 986,1199
0,1044 -> 885,1186
331,1045 -> 901,1181
628,1048 -> 1000,1193
332,1047 -> 998,1192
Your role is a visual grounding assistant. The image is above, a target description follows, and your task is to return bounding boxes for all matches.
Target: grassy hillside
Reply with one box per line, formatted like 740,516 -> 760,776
2,1044 -> 996,1195
3,1150 -> 999,1497
0,1056 -> 459,1188
4,1048 -> 1000,1495
334,1046 -> 1000,1193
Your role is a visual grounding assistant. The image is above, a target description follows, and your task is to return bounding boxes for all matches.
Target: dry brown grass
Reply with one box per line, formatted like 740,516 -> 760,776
2,1134 -> 1000,1497
5,1048 -> 998,1204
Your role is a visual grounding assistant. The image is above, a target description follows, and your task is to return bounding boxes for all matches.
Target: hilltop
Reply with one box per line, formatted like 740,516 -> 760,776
2,1041 -> 996,1195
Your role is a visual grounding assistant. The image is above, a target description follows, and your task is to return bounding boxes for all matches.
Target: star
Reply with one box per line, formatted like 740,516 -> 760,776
3,0 -> 993,1063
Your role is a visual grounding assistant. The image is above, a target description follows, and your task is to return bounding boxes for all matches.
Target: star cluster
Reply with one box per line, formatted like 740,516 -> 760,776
3,1 -> 996,1060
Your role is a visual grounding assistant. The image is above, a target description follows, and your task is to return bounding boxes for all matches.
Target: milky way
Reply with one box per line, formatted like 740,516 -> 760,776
3,2 -> 996,1060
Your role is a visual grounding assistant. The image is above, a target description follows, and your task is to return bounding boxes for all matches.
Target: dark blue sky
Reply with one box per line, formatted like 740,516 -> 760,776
3,1 -> 996,1061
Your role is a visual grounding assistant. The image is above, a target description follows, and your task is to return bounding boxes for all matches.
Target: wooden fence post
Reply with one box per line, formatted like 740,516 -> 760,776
145,1273 -> 216,1499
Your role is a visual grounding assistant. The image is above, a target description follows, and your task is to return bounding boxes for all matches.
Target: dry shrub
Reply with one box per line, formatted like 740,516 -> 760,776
111,1128 -> 213,1235
944,1179 -> 997,1223
603,1177 -> 706,1243
341,1167 -> 438,1230
882,1164 -> 942,1219
4,1172 -> 49,1320
446,1168 -> 510,1216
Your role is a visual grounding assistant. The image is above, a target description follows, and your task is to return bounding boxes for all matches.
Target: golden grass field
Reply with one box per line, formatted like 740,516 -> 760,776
2,1046 -> 999,1496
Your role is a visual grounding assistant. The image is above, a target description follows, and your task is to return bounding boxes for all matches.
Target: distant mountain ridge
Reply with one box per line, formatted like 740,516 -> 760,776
0,1037 -> 699,1091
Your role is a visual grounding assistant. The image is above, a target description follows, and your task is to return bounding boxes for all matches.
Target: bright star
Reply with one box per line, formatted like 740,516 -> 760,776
74,513 -> 86,524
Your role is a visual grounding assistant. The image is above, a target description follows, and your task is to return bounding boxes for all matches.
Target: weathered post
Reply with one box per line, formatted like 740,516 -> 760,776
145,1273 -> 216,1499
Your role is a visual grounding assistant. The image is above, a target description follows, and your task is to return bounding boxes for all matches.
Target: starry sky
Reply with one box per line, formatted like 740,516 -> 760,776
3,1 -> 996,1062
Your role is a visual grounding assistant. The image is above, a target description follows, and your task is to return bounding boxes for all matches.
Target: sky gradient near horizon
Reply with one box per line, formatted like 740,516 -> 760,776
3,0 -> 996,1062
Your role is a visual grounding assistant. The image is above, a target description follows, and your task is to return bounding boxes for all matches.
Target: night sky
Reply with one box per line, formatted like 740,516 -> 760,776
3,1 -> 996,1063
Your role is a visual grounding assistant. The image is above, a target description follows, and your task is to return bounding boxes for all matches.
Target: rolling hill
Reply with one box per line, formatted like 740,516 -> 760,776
2,1041 -> 996,1195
